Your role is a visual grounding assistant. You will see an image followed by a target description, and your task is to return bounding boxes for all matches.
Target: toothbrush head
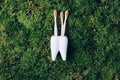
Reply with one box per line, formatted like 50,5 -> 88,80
54,10 -> 57,17
65,10 -> 69,17
60,12 -> 64,19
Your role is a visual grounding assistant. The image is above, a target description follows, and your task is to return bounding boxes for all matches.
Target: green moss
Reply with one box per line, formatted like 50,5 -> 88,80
0,0 -> 120,80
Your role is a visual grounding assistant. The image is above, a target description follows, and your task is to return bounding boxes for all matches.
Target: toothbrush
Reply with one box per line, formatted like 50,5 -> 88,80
63,10 -> 69,36
54,10 -> 58,36
51,10 -> 59,61
60,12 -> 64,36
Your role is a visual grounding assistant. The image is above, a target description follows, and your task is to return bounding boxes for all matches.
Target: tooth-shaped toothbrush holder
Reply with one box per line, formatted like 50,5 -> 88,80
50,36 -> 59,61
59,36 -> 68,61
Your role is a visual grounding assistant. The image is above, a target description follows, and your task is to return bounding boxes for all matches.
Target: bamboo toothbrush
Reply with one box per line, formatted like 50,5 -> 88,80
53,10 -> 58,36
63,10 -> 69,36
60,12 -> 64,36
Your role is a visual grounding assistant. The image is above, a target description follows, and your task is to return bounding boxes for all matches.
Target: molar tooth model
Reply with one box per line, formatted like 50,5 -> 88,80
50,10 -> 69,61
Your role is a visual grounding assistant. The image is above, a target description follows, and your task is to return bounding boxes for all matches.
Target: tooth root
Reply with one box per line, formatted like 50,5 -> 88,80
59,36 -> 68,61
60,50 -> 67,61
51,36 -> 59,61
51,51 -> 58,61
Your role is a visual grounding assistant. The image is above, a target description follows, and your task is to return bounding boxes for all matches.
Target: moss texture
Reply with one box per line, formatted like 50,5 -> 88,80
0,0 -> 120,80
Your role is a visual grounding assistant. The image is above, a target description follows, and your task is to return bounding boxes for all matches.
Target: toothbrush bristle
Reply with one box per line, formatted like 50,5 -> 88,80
65,10 -> 69,17
54,10 -> 57,17
60,12 -> 64,18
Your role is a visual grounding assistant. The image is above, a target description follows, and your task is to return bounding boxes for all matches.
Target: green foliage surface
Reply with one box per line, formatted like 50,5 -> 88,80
0,0 -> 120,80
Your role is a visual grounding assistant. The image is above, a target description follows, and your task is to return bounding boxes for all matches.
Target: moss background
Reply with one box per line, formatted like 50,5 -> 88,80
0,0 -> 120,80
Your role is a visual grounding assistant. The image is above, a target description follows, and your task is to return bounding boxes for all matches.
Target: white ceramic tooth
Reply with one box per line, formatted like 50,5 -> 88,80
51,36 -> 59,61
59,36 -> 68,61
